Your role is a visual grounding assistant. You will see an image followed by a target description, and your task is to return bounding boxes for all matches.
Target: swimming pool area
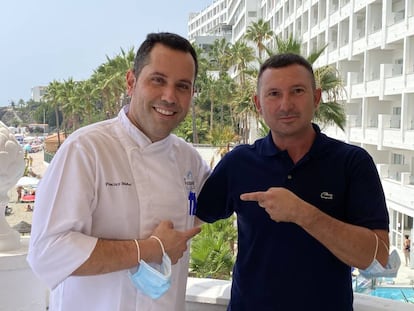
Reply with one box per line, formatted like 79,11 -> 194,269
353,276 -> 414,304
369,287 -> 414,304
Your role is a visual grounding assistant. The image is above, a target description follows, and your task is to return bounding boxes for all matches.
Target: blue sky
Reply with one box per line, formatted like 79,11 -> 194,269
0,0 -> 213,106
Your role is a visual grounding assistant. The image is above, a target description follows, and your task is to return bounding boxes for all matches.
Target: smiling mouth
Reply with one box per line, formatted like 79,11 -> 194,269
154,107 -> 175,116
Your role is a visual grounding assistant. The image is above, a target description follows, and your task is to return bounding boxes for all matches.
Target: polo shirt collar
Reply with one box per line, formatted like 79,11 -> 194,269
259,132 -> 281,157
259,123 -> 327,159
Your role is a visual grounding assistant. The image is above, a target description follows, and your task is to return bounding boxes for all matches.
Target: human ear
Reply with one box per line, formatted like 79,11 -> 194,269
314,88 -> 322,109
253,94 -> 262,113
126,70 -> 136,97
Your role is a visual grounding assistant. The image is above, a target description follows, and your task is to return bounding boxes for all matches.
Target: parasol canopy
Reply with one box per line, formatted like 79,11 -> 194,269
16,176 -> 40,187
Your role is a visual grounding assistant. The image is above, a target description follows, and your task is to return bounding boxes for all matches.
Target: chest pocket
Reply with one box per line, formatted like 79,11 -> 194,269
133,150 -> 190,235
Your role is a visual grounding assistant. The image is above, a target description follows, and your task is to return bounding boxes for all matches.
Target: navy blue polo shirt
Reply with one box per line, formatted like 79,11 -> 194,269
196,125 -> 389,311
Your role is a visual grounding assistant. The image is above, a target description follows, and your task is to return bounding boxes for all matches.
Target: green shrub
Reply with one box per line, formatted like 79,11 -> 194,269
190,215 -> 237,280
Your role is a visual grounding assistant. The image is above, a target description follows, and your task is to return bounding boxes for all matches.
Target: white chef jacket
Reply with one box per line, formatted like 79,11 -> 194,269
27,106 -> 210,311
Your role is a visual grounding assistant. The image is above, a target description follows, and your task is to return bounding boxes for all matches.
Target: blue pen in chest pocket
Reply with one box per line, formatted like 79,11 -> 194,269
184,171 -> 197,216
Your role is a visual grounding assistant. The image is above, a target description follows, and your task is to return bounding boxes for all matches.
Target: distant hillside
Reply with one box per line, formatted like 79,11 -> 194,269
0,106 -> 34,126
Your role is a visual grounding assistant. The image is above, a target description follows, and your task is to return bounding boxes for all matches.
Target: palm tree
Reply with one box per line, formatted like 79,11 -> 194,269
43,80 -> 63,148
229,40 -> 256,86
192,45 -> 212,143
104,47 -> 135,109
59,78 -> 78,132
231,78 -> 257,143
195,46 -> 235,135
314,66 -> 346,130
226,41 -> 257,143
267,34 -> 327,66
244,18 -> 274,61
91,47 -> 135,118
208,38 -> 232,74
72,79 -> 100,126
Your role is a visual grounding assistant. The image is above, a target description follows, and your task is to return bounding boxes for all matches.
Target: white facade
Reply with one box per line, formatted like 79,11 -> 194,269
188,0 -> 228,41
31,86 -> 47,102
188,0 -> 414,251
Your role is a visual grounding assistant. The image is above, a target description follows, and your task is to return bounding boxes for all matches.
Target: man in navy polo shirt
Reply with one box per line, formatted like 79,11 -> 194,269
196,53 -> 390,310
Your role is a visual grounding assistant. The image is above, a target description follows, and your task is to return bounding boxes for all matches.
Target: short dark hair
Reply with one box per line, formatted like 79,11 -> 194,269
257,53 -> 316,90
133,32 -> 198,81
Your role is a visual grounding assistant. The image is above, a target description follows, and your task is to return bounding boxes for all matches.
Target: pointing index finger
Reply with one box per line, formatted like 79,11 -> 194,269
240,191 -> 265,202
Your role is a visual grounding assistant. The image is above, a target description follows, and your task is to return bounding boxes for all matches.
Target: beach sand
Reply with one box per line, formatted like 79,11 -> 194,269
5,149 -> 48,228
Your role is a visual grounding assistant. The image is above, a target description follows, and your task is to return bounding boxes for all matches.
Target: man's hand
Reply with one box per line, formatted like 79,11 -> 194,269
240,187 -> 306,224
151,220 -> 201,264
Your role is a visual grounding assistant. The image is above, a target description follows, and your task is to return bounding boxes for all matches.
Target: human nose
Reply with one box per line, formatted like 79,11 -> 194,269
278,93 -> 292,111
161,85 -> 177,104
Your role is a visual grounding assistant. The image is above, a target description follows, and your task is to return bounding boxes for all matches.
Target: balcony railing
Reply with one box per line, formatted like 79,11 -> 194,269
185,278 -> 414,310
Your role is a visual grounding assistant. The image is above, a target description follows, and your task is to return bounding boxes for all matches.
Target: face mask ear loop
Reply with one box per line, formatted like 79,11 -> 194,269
133,239 -> 141,264
379,238 -> 389,254
150,235 -> 166,256
372,233 -> 379,261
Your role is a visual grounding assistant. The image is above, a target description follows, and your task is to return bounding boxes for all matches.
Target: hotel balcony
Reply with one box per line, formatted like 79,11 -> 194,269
2,239 -> 414,311
325,114 -> 414,151
185,277 -> 414,310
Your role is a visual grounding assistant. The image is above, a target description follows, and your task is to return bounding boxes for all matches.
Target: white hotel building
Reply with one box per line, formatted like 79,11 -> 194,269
188,0 -> 414,252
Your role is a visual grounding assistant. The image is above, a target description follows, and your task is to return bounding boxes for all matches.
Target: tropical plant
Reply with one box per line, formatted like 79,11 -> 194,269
314,66 -> 346,130
190,215 -> 237,280
244,18 -> 274,61
207,125 -> 239,147
195,70 -> 234,134
73,79 -> 100,126
33,101 -> 55,127
191,45 -> 211,143
229,40 -> 256,86
206,125 -> 239,166
208,38 -> 232,74
173,113 -> 209,143
91,47 -> 135,118
59,78 -> 78,132
43,80 -> 64,148
230,78 -> 257,143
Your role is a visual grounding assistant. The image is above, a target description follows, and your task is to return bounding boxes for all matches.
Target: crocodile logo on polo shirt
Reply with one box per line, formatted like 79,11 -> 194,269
320,192 -> 333,200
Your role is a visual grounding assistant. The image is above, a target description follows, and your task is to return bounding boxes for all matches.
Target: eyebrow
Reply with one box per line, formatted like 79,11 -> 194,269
288,83 -> 307,89
267,84 -> 307,90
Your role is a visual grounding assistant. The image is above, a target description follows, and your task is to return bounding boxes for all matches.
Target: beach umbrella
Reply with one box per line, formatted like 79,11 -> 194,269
16,176 -> 40,187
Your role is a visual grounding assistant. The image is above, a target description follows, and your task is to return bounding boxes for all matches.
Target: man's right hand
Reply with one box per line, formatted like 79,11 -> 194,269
151,220 -> 201,264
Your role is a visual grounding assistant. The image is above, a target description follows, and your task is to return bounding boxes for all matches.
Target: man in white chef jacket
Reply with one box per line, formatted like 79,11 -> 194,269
27,32 -> 210,311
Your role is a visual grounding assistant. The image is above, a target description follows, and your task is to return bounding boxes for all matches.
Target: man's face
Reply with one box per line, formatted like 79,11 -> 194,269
126,43 -> 195,142
254,64 -> 321,140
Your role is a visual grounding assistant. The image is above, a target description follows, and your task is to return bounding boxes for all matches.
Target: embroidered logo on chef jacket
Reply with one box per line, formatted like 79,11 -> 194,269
105,181 -> 132,187
184,171 -> 195,192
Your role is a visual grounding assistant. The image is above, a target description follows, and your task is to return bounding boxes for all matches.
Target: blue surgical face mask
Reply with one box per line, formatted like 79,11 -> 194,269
359,250 -> 400,279
359,234 -> 401,279
129,253 -> 172,299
